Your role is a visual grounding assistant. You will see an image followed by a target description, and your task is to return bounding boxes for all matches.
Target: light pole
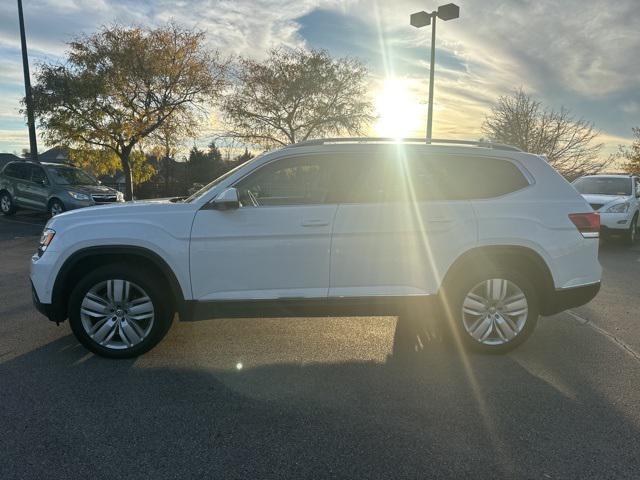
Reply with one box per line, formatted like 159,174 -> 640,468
410,3 -> 459,142
17,0 -> 39,162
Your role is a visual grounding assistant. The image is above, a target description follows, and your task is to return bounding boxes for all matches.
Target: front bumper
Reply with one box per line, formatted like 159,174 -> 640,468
542,282 -> 601,316
31,280 -> 66,323
598,212 -> 632,231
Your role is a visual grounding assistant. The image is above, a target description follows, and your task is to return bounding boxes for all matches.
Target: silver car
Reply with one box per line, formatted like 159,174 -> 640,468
0,161 -> 124,217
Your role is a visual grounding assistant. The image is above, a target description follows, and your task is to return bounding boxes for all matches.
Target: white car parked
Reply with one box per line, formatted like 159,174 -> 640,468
31,138 -> 602,358
572,174 -> 640,245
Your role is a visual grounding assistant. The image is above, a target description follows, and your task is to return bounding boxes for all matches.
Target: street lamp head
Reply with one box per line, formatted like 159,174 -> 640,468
410,11 -> 431,28
437,3 -> 460,21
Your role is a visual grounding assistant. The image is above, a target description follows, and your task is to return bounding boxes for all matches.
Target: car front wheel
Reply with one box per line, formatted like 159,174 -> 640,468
68,264 -> 174,358
48,199 -> 65,217
623,214 -> 638,246
444,269 -> 539,354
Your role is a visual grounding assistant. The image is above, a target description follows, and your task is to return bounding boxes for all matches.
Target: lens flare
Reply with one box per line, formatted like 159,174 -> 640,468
374,78 -> 423,139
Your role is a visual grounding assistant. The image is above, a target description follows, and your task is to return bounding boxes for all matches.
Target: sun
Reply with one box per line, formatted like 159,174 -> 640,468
374,78 -> 423,139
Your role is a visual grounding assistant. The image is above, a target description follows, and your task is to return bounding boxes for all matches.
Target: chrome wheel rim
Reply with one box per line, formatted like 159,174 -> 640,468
462,278 -> 528,346
50,202 -> 63,216
80,279 -> 154,350
0,195 -> 10,212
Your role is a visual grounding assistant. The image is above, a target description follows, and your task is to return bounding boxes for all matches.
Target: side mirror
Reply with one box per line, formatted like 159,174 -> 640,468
211,187 -> 240,210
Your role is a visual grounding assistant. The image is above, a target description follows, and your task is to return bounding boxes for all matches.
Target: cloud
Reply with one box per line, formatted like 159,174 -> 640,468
0,0 -> 638,153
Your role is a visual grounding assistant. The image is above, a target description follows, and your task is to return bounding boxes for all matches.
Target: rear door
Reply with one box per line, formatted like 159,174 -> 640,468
329,152 -> 478,298
9,163 -> 31,208
25,164 -> 50,210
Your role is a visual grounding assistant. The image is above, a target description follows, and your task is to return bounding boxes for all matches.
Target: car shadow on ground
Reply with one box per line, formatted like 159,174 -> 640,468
1,313 -> 638,480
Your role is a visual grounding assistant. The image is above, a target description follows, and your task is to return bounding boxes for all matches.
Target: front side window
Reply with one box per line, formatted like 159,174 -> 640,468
46,166 -> 98,186
573,177 -> 632,196
29,165 -> 48,185
235,156 -> 332,206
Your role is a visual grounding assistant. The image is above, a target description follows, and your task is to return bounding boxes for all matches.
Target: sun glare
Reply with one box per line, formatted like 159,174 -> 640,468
374,78 -> 423,139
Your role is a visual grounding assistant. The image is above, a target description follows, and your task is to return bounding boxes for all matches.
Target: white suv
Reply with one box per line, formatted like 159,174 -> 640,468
572,174 -> 640,245
31,139 -> 602,358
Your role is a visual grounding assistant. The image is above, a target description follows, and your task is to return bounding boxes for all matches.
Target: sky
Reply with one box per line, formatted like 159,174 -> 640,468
0,0 -> 638,157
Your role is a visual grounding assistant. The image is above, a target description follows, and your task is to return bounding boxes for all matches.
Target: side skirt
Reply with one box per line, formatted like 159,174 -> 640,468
181,296 -> 438,322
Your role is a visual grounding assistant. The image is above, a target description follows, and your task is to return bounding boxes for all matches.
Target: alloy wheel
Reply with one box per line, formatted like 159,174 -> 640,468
50,202 -> 64,216
461,278 -> 528,346
80,279 -> 155,350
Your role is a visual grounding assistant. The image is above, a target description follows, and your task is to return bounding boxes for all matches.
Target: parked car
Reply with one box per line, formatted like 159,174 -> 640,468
30,138 -> 602,358
0,161 -> 124,217
572,174 -> 640,245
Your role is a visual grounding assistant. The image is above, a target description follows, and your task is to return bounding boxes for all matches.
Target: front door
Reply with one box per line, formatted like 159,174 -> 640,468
190,155 -> 338,301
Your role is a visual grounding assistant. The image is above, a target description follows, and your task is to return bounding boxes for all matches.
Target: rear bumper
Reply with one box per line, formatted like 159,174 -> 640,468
542,282 -> 601,316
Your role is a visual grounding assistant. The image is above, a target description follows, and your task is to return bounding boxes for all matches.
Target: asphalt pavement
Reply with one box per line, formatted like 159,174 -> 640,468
1,211 -> 639,479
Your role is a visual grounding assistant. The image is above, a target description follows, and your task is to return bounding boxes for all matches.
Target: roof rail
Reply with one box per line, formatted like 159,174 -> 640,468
285,137 -> 522,152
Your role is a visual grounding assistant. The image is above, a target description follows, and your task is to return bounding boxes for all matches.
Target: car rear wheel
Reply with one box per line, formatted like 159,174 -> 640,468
444,269 -> 539,354
68,264 -> 174,358
48,199 -> 65,217
0,192 -> 16,215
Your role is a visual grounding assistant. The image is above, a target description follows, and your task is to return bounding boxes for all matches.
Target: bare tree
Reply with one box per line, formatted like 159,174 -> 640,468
617,127 -> 640,175
482,89 -> 607,178
32,23 -> 227,199
220,48 -> 374,148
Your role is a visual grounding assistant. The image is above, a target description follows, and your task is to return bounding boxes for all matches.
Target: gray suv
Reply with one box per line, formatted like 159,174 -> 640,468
0,161 -> 123,217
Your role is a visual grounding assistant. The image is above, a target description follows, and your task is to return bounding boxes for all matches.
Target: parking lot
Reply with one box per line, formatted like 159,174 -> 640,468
1,211 -> 639,479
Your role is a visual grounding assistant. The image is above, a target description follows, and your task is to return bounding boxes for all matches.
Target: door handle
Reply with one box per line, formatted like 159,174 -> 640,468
301,219 -> 330,227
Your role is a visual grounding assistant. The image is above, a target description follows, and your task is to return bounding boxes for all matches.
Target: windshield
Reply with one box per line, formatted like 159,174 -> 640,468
47,166 -> 99,186
573,177 -> 632,196
184,155 -> 262,203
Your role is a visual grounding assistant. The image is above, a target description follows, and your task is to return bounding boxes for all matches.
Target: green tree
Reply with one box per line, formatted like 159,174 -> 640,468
32,23 -> 227,199
221,48 -> 373,148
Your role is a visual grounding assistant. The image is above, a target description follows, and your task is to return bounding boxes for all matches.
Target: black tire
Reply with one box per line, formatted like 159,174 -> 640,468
622,214 -> 637,246
48,198 -> 65,217
0,191 -> 16,216
68,263 -> 174,358
442,267 -> 539,354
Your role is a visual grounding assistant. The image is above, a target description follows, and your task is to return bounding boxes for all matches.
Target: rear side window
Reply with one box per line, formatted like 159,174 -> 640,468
425,156 -> 530,200
346,154 -> 530,203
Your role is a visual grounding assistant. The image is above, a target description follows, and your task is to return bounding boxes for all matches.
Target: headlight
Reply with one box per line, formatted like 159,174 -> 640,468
605,202 -> 629,213
116,191 -> 124,202
37,228 -> 56,257
68,191 -> 91,200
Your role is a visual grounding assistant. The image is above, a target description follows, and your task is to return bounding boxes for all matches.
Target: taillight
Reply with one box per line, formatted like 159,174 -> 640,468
569,212 -> 600,238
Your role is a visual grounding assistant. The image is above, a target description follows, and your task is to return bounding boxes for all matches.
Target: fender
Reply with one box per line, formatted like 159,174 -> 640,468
51,245 -> 187,320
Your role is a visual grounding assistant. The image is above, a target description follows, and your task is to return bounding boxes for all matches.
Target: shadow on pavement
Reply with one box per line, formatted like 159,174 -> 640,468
0,314 -> 638,480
